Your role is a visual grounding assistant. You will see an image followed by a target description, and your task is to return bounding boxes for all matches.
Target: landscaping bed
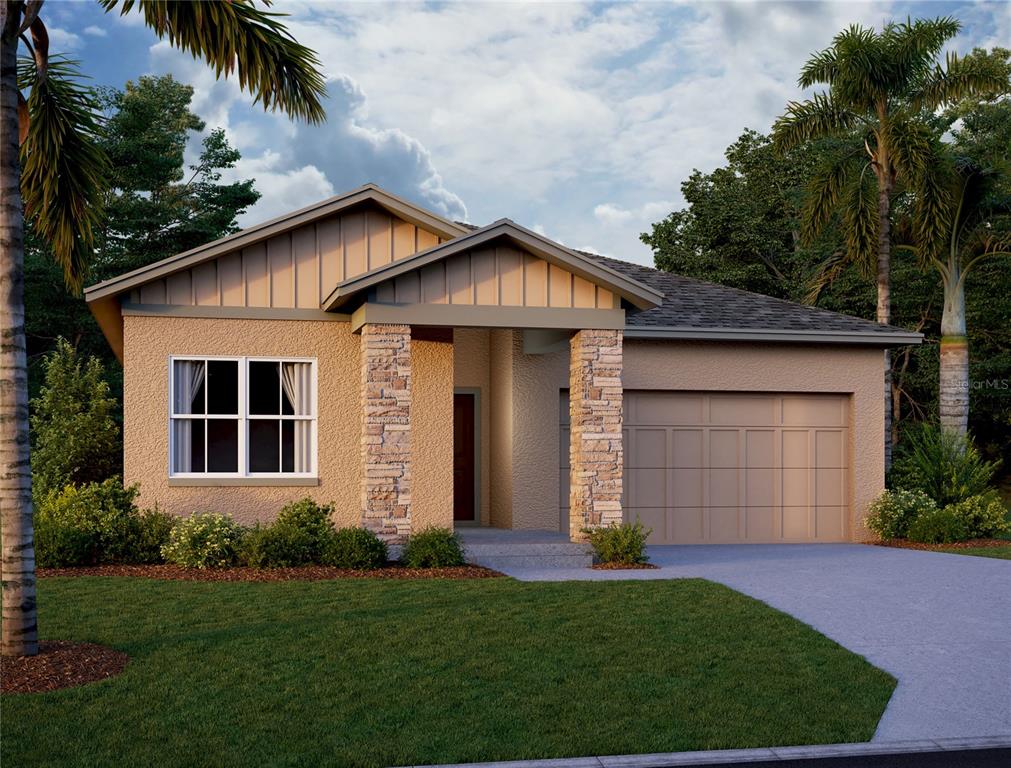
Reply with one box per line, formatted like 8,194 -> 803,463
2,641 -> 129,695
1,577 -> 895,767
37,563 -> 503,581
870,539 -> 1011,560
591,562 -> 659,570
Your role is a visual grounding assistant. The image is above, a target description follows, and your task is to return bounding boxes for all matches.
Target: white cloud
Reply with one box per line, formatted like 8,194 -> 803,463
46,26 -> 82,51
134,1 -> 1004,264
224,151 -> 335,227
83,25 -> 107,38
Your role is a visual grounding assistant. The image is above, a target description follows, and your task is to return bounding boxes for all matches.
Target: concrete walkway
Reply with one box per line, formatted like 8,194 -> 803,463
496,544 -> 1011,742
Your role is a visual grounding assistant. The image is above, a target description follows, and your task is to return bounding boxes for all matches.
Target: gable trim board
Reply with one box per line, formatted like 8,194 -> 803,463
323,220 -> 664,312
350,303 -> 626,332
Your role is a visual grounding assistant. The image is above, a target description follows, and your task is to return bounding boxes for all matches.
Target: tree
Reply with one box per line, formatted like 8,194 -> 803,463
2,0 -> 325,657
24,75 -> 260,401
30,339 -> 120,496
771,16 -> 1006,470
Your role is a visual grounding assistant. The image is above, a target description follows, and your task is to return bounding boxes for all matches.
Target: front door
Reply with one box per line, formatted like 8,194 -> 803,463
453,392 -> 477,522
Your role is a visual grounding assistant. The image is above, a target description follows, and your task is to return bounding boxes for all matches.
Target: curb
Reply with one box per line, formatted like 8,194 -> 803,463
395,735 -> 1011,768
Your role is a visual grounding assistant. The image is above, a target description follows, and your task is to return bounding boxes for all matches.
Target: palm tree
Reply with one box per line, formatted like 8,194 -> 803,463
771,17 -> 1006,471
910,156 -> 1011,437
2,0 -> 325,658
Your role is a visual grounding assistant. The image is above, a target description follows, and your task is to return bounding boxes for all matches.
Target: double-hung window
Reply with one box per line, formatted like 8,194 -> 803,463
170,357 -> 317,478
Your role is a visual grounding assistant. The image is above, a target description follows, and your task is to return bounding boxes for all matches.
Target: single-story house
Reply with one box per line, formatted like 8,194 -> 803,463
85,184 -> 920,544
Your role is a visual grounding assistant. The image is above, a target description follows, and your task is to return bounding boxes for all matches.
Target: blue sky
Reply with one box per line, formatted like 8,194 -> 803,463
44,0 -> 1010,264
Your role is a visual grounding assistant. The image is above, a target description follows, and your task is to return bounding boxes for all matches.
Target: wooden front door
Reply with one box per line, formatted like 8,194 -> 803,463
453,392 -> 477,522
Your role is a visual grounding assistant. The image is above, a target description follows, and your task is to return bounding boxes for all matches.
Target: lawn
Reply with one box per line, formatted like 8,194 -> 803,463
1,577 -> 895,768
937,546 -> 1011,560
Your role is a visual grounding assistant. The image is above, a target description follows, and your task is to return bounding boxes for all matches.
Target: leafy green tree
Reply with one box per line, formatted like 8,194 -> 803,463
2,0 -> 325,657
30,339 -> 120,496
24,75 -> 260,400
771,16 -> 1006,469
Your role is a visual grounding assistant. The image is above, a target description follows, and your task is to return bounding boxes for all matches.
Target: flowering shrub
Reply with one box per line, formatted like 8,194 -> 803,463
907,507 -> 971,544
943,492 -> 1010,539
161,512 -> 245,569
864,489 -> 937,540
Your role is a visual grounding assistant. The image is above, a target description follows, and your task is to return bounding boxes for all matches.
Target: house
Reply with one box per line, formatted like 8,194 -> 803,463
85,184 -> 920,544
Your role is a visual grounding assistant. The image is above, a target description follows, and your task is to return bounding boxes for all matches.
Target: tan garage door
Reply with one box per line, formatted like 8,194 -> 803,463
560,391 -> 850,543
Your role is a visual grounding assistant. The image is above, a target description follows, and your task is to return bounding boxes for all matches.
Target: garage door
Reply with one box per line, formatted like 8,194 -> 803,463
560,391 -> 850,543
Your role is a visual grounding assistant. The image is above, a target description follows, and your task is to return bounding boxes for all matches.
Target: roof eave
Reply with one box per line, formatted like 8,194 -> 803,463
623,326 -> 924,346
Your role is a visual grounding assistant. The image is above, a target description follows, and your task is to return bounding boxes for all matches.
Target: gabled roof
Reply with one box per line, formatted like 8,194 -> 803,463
83,183 -> 470,302
323,219 -> 665,311
583,253 -> 922,345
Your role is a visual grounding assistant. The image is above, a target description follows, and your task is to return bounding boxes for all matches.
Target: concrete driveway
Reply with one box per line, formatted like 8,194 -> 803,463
499,544 -> 1011,742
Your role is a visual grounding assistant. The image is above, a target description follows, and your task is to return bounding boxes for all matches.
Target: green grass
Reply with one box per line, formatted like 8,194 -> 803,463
1,577 -> 895,768
937,546 -> 1011,560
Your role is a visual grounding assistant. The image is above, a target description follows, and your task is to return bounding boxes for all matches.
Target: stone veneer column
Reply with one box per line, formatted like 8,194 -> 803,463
361,323 -> 412,538
569,329 -> 623,540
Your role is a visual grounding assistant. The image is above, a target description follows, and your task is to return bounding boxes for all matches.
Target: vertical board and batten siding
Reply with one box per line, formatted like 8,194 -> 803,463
129,206 -> 443,308
373,246 -> 618,309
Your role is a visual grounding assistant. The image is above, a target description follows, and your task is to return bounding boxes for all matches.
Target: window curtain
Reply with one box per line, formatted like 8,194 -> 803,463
173,361 -> 205,472
281,362 -> 312,472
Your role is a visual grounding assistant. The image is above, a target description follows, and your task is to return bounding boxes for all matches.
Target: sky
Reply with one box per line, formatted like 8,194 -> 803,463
44,0 -> 1010,265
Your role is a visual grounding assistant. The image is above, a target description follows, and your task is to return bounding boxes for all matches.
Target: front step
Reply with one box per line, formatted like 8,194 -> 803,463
463,540 -> 592,570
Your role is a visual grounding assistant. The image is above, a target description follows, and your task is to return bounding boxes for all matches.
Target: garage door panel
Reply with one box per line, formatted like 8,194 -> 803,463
708,468 -> 739,507
708,430 -> 740,468
782,506 -> 812,539
672,467 -> 703,506
783,395 -> 846,426
672,429 -> 703,467
745,429 -> 775,466
630,428 -> 667,467
781,430 -> 810,468
815,430 -> 847,468
671,507 -> 706,542
745,467 -> 775,506
628,467 -> 666,508
708,506 -> 742,541
781,467 -> 811,507
815,506 -> 847,540
815,467 -> 846,506
744,506 -> 778,541
633,392 -> 703,425
709,395 -> 777,425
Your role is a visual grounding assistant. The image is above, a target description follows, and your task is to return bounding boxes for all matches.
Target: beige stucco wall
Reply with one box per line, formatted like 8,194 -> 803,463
488,329 -> 514,529
122,315 -> 453,529
501,335 -> 885,541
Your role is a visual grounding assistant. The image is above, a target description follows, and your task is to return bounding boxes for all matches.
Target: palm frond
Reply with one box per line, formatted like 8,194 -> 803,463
842,168 -> 879,277
911,50 -> 1010,112
18,56 -> 109,293
799,47 -> 838,88
772,93 -> 855,153
912,147 -> 955,265
884,114 -> 934,180
100,0 -> 326,124
802,250 -> 847,305
799,146 -> 862,244
885,16 -> 961,88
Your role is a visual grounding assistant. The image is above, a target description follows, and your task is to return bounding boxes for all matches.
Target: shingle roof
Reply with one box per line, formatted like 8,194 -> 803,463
579,252 -> 914,340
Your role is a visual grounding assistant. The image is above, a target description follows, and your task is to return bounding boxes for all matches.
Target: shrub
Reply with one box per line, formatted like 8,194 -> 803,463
944,492 -> 1011,539
35,479 -> 142,567
907,507 -> 972,544
161,513 -> 245,569
891,425 -> 1000,507
401,527 -> 465,568
583,520 -> 652,564
133,506 -> 177,564
323,527 -> 388,569
30,338 -> 121,496
864,489 -> 938,540
240,498 -> 336,568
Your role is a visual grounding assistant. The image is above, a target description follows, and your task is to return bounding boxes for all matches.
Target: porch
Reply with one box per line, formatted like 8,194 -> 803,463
456,527 -> 592,570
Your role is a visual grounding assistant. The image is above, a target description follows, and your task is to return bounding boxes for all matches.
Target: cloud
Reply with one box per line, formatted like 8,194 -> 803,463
46,26 -> 82,51
83,26 -> 107,38
222,151 -> 335,226
594,201 -> 677,227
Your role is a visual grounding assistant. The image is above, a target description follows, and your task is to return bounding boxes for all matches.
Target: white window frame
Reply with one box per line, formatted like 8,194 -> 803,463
168,355 -> 318,479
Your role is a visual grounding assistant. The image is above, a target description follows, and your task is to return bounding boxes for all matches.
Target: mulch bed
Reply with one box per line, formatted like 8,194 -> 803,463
870,538 -> 1010,552
591,562 -> 659,570
2,641 -> 129,695
37,563 -> 504,581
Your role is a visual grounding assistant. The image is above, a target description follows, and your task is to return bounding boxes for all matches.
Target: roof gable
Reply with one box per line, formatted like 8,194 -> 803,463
323,220 -> 663,312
